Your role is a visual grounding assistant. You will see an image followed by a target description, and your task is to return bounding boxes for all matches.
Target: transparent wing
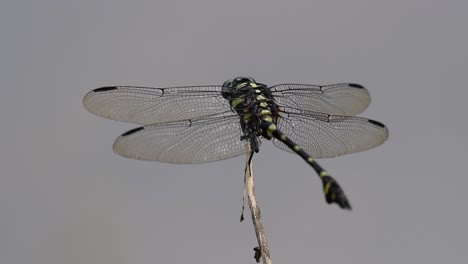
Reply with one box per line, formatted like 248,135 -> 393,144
270,83 -> 371,116
113,113 -> 248,164
273,107 -> 388,158
83,85 -> 230,125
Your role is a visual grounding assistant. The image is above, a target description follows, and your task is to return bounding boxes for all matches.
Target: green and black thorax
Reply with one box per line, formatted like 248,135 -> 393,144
221,77 -> 280,152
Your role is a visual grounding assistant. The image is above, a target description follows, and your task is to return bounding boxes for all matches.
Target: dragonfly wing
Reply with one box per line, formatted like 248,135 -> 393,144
270,83 -> 370,116
83,85 -> 230,125
273,108 -> 388,158
113,113 -> 248,164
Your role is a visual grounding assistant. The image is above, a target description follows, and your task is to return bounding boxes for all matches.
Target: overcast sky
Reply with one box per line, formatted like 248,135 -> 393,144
2,1 -> 467,263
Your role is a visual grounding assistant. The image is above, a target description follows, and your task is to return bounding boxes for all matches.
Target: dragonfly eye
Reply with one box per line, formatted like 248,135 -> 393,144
222,80 -> 234,88
246,77 -> 256,83
223,77 -> 256,89
235,77 -> 255,84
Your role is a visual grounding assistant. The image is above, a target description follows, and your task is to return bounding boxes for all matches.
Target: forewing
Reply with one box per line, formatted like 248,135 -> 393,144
113,113 -> 247,164
270,83 -> 370,116
83,85 -> 230,125
273,108 -> 388,158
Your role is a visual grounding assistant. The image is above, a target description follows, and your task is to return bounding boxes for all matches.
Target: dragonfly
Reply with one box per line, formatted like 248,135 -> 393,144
83,77 -> 388,210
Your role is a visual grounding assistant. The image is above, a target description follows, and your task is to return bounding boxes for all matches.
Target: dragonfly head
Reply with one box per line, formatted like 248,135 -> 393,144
223,76 -> 256,88
222,76 -> 257,100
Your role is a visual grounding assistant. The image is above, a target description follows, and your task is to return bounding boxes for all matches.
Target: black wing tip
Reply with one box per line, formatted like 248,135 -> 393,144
367,119 -> 386,128
93,86 -> 118,92
121,127 -> 144,137
348,83 -> 365,89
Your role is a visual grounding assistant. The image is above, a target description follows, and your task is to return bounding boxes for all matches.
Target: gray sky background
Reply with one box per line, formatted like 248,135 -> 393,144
2,1 -> 467,263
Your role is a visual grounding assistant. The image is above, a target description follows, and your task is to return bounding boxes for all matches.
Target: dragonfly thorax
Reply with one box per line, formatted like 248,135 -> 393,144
221,77 -> 279,152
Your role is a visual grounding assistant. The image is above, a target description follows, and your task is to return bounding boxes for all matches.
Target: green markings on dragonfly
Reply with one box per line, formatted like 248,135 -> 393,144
256,95 -> 266,101
324,181 -> 332,195
231,97 -> 244,108
83,76 -> 388,210
260,109 -> 272,116
242,112 -> 253,123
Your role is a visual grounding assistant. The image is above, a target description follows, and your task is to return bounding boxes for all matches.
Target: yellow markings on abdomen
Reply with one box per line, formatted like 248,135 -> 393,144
260,109 -> 272,116
293,146 -> 300,152
267,124 -> 277,134
320,171 -> 330,177
324,182 -> 331,194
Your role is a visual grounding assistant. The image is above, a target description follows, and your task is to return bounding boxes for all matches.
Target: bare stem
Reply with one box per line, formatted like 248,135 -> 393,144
244,150 -> 272,264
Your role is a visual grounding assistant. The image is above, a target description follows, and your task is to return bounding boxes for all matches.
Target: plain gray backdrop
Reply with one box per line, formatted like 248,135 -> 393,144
2,0 -> 467,263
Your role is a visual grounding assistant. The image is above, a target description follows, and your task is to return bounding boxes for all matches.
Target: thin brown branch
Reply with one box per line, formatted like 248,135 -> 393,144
244,149 -> 272,264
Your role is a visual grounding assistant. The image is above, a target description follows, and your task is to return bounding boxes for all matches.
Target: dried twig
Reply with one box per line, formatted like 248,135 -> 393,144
242,148 -> 272,264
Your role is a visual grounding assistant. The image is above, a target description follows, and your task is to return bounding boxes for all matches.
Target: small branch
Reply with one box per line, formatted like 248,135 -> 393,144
244,149 -> 272,264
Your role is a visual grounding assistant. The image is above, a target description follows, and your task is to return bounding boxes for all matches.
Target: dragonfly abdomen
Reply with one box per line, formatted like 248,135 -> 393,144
259,121 -> 352,209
